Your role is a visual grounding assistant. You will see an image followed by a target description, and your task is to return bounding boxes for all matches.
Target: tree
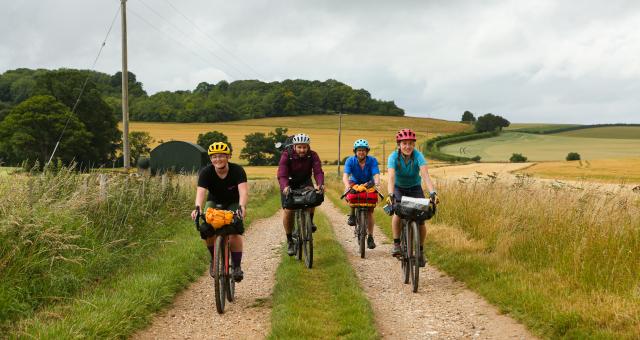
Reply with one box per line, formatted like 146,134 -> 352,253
461,110 -> 476,123
128,131 -> 154,165
475,113 -> 510,132
566,152 -> 581,161
240,132 -> 271,165
509,153 -> 527,163
196,131 -> 232,151
240,128 -> 289,165
0,95 -> 92,165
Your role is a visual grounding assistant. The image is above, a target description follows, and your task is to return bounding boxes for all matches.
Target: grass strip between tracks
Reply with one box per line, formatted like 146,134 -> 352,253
269,211 -> 378,339
10,189 -> 281,339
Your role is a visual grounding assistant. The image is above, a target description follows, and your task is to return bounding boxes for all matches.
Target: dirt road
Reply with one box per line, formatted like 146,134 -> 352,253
320,199 -> 536,339
133,212 -> 284,340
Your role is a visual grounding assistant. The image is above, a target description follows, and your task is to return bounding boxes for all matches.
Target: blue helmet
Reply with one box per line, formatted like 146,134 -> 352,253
353,139 -> 370,152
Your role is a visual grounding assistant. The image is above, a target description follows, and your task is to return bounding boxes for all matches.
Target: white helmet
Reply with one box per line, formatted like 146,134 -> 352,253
292,133 -> 310,145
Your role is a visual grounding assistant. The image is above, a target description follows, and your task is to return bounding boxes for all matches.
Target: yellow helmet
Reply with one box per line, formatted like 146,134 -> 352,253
208,142 -> 231,155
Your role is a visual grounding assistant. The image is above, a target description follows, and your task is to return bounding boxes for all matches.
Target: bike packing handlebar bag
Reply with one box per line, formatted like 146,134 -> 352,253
346,191 -> 378,206
198,212 -> 244,239
394,196 -> 435,222
283,188 -> 324,209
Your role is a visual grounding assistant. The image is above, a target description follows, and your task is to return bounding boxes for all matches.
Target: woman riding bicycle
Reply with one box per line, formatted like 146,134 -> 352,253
190,142 -> 248,282
387,129 -> 437,267
342,138 -> 380,249
277,133 -> 325,256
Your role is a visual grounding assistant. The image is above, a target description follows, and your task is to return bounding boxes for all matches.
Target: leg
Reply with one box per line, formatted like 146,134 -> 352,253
229,235 -> 244,282
390,214 -> 402,255
283,208 -> 294,234
419,222 -> 426,246
367,209 -> 376,249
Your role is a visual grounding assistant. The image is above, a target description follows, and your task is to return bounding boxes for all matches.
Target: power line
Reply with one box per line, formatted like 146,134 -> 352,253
134,0 -> 249,80
163,0 -> 265,80
46,6 -> 120,168
127,6 -> 240,80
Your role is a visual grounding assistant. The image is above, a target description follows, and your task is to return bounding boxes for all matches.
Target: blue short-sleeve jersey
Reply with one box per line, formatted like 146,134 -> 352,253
387,149 -> 427,188
344,155 -> 380,184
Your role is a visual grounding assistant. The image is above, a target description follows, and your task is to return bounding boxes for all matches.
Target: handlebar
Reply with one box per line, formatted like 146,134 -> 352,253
340,187 -> 385,200
194,205 -> 242,231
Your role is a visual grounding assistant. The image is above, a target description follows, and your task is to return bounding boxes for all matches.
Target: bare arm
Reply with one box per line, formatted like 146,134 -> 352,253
342,172 -> 351,190
419,165 -> 435,193
387,168 -> 396,197
191,187 -> 207,220
238,182 -> 248,218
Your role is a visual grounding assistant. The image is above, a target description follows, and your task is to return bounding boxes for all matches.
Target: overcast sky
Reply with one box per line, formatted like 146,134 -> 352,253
2,0 -> 639,123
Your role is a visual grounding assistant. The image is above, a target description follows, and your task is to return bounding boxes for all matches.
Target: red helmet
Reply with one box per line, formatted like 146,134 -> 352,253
396,128 -> 416,142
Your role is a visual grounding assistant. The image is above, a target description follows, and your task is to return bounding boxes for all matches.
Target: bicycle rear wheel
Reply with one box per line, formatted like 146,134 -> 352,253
213,236 -> 226,314
226,239 -> 235,302
358,209 -> 367,259
411,221 -> 420,293
303,211 -> 314,268
401,223 -> 410,284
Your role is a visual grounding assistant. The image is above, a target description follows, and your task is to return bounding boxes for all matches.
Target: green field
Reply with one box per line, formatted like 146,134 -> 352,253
128,114 -> 470,165
440,132 -> 640,161
506,123 -> 581,132
556,126 -> 640,139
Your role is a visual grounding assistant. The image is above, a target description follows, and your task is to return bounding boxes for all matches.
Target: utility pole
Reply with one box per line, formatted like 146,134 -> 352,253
337,109 -> 342,176
121,0 -> 130,169
381,139 -> 386,175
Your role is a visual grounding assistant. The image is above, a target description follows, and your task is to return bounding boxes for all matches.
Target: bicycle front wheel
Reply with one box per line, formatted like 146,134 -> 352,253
303,211 -> 314,268
213,236 -> 226,314
411,221 -> 420,293
358,209 -> 367,259
226,239 -> 235,302
401,223 -> 410,284
295,210 -> 303,261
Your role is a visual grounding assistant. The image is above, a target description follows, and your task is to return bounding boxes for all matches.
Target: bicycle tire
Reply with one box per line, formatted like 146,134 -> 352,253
213,236 -> 226,314
411,221 -> 420,293
226,239 -> 235,302
303,211 -> 314,268
358,209 -> 366,259
401,223 -> 410,284
295,210 -> 303,261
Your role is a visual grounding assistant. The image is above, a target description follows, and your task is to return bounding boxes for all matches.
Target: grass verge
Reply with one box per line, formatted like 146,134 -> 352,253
7,179 -> 281,338
269,212 -> 378,339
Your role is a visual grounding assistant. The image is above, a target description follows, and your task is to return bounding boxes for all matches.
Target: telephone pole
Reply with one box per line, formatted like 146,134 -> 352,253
337,110 -> 342,176
121,0 -> 130,169
381,139 -> 386,175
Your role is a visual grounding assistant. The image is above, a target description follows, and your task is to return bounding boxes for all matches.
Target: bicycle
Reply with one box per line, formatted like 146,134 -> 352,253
387,195 -> 436,293
341,186 -> 384,258
286,188 -> 323,269
194,206 -> 241,314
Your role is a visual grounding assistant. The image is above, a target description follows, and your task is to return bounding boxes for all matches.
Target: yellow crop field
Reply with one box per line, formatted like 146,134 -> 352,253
127,115 -> 470,165
519,158 -> 640,183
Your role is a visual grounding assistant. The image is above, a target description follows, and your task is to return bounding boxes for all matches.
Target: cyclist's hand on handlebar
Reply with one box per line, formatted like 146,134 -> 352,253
429,191 -> 439,204
237,205 -> 246,219
283,186 -> 291,195
315,184 -> 325,193
191,208 -> 198,221
385,195 -> 394,206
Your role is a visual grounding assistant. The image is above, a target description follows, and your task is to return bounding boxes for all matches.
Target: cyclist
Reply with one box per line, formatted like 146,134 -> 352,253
190,142 -> 248,282
386,129 -> 437,267
277,133 -> 325,256
342,138 -> 380,249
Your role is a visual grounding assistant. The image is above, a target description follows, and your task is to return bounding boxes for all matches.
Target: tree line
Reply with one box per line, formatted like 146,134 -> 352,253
0,68 -> 404,167
460,110 -> 510,132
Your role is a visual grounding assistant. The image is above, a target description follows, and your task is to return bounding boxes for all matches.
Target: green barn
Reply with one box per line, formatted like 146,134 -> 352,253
150,141 -> 208,175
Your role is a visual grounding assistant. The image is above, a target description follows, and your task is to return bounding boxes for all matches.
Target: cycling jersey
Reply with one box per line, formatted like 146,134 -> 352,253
387,149 -> 427,188
197,163 -> 247,206
344,155 -> 380,185
277,149 -> 324,191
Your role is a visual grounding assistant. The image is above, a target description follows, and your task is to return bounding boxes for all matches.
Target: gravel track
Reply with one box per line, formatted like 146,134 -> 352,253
320,199 -> 536,340
133,211 -> 284,340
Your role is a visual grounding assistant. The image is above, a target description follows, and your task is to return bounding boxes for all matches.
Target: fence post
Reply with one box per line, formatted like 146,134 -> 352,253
161,174 -> 168,192
99,174 -> 108,201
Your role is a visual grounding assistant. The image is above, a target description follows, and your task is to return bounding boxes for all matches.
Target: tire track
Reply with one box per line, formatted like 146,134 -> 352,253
133,211 -> 284,340
320,199 -> 536,339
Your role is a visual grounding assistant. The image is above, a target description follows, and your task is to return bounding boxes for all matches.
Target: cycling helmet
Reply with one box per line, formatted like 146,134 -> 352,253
208,142 -> 231,155
353,139 -> 370,152
396,128 -> 416,142
292,133 -> 311,145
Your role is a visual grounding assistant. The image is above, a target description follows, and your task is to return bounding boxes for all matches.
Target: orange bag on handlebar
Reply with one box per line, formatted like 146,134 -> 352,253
205,208 -> 234,229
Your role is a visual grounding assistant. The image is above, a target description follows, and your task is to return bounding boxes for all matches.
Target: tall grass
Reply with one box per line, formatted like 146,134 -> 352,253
0,167 -> 193,331
431,176 -> 640,338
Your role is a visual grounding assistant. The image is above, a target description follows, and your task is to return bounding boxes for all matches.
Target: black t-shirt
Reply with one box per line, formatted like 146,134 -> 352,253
197,163 -> 247,206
